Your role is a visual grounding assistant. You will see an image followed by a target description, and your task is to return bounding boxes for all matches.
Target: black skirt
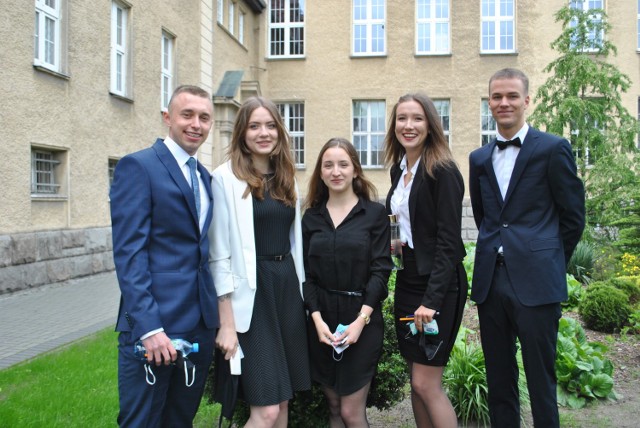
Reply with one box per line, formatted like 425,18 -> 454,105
394,247 -> 467,366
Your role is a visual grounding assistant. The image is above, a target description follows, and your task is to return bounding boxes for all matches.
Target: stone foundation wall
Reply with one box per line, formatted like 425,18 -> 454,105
0,227 -> 114,294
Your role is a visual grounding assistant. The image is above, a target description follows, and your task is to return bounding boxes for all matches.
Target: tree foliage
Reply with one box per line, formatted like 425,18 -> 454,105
529,0 -> 638,180
529,0 -> 639,235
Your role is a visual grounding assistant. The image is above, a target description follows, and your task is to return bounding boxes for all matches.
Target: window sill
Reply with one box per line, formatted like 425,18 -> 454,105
110,92 -> 134,103
33,64 -> 70,80
265,55 -> 305,61
415,52 -> 452,57
31,194 -> 68,202
217,22 -> 249,51
479,51 -> 518,56
350,54 -> 387,59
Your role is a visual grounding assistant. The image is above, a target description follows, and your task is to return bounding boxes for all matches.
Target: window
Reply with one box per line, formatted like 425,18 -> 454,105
570,0 -> 604,51
480,99 -> 497,146
416,0 -> 450,54
228,1 -> 235,35
239,10 -> 245,44
110,1 -> 130,98
277,103 -> 305,167
353,101 -> 385,167
161,31 -> 175,111
31,147 -> 66,196
433,100 -> 450,145
268,0 -> 305,58
217,0 -> 224,24
34,0 -> 65,73
353,0 -> 386,56
108,158 -> 120,189
481,0 -> 515,53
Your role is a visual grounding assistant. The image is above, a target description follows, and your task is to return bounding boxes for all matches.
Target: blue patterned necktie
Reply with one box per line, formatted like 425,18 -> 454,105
186,157 -> 201,220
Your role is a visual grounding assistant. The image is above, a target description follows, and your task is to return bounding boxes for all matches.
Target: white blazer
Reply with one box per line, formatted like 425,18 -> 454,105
208,161 -> 305,333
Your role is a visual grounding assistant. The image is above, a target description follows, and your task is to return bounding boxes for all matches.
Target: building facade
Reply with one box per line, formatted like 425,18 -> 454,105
1,0 -> 638,292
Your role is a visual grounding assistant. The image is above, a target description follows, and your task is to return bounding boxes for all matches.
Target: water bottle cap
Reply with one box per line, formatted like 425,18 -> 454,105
192,342 -> 199,353
389,214 -> 397,223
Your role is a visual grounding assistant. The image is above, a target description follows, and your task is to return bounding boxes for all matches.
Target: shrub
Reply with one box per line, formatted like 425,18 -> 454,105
556,317 -> 616,408
621,309 -> 640,336
609,276 -> 640,304
579,283 -> 631,333
443,327 -> 529,426
562,274 -> 584,311
568,241 -> 596,283
619,253 -> 640,276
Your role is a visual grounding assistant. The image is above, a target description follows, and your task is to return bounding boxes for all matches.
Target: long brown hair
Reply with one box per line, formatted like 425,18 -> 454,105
383,93 -> 455,178
305,137 -> 377,210
228,96 -> 296,206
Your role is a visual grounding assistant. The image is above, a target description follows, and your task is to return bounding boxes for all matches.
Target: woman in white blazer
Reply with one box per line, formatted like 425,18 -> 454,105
208,96 -> 310,427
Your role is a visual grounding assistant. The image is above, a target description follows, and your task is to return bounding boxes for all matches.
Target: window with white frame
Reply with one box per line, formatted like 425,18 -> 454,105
268,0 -> 305,57
416,0 -> 450,54
353,0 -> 386,56
433,100 -> 450,145
570,0 -> 604,51
480,99 -> 497,146
34,0 -> 64,73
353,100 -> 385,167
109,158 -> 120,189
217,0 -> 224,24
31,148 -> 66,196
277,102 -> 305,167
481,0 -> 515,53
110,1 -> 130,97
228,1 -> 235,35
161,31 -> 175,111
239,10 -> 245,44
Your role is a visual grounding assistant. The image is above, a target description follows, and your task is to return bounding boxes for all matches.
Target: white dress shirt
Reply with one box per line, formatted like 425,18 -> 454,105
492,123 -> 529,200
390,155 -> 420,249
163,136 -> 209,232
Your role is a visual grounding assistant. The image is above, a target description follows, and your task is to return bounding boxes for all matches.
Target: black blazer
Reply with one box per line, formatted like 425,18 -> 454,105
468,127 -> 585,306
385,162 -> 466,310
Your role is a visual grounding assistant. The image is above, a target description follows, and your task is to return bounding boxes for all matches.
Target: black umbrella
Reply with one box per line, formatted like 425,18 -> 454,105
212,348 -> 240,428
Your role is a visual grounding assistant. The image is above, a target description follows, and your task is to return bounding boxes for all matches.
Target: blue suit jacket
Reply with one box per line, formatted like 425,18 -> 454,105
469,127 -> 585,306
110,139 -> 219,339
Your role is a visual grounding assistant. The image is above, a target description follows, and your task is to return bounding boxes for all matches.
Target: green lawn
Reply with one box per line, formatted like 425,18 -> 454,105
0,328 -> 220,427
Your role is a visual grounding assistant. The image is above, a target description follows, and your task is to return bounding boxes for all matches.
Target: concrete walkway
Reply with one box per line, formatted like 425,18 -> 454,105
0,271 -> 120,370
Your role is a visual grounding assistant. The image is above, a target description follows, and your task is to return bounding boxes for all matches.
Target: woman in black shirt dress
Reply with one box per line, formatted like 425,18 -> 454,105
303,138 -> 393,428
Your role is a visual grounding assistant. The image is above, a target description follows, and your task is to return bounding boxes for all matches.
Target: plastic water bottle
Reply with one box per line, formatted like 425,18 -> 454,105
389,214 -> 404,270
134,338 -> 199,360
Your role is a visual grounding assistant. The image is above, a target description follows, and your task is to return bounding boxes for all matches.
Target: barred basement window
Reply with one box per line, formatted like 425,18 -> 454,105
32,150 -> 61,194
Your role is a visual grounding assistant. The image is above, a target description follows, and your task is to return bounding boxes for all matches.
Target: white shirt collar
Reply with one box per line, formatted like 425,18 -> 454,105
163,136 -> 193,166
400,154 -> 420,175
497,123 -> 529,145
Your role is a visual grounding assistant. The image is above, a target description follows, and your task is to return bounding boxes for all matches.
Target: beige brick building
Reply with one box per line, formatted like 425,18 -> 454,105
1,0 -> 638,291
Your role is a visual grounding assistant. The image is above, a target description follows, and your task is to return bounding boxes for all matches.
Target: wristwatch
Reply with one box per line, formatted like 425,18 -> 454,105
357,311 -> 370,325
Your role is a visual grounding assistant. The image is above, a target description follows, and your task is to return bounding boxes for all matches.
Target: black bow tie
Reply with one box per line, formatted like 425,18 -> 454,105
496,137 -> 522,150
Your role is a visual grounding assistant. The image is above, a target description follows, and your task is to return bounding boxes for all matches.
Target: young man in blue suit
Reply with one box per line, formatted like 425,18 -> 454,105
110,85 -> 219,427
469,68 -> 585,427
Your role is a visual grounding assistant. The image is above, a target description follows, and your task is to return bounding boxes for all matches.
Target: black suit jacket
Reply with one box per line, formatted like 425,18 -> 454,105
385,162 -> 466,310
468,127 -> 585,306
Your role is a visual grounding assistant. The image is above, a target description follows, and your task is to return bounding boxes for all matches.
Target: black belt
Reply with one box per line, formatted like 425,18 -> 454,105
496,252 -> 505,265
256,252 -> 290,261
326,289 -> 363,297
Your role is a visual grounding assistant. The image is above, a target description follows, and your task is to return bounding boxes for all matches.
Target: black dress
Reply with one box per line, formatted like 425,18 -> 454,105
236,189 -> 311,406
302,198 -> 393,396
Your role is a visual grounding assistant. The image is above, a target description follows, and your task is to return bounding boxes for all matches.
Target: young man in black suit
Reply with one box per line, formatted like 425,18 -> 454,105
469,68 -> 585,427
